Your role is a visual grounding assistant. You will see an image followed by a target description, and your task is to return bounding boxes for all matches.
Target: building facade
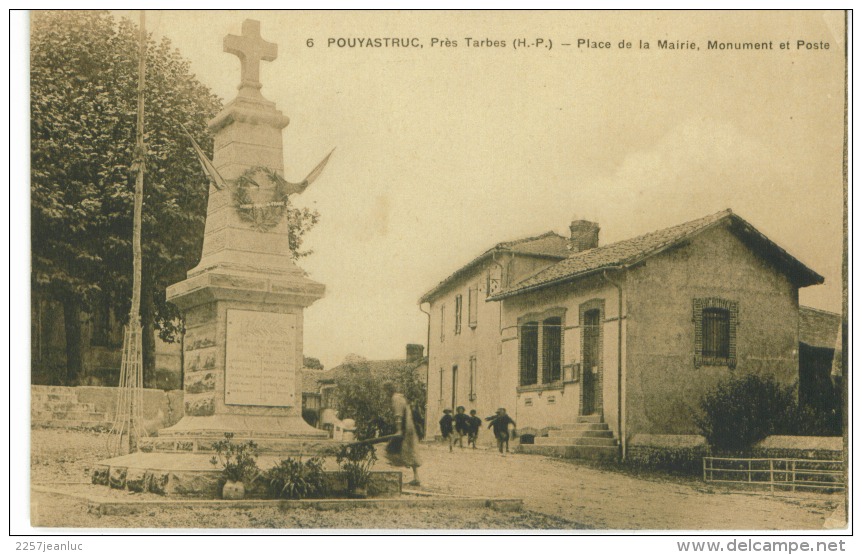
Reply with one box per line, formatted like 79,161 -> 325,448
420,231 -> 572,445
422,209 -> 826,456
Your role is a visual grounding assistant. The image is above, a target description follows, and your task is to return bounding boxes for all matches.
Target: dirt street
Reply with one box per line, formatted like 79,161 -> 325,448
29,429 -> 843,530
384,442 -> 843,530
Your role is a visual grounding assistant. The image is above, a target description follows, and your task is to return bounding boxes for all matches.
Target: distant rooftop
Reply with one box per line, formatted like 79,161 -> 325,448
419,231 -> 570,303
799,306 -> 841,349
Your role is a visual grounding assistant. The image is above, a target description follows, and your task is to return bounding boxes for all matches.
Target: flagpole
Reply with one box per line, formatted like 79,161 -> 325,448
131,11 -> 146,324
127,9 -> 147,454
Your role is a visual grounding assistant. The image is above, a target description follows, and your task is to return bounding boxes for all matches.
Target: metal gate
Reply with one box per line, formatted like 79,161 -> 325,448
703,457 -> 844,493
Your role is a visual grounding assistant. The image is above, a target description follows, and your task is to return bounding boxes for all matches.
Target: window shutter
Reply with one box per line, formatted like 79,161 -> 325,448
519,322 -> 539,386
693,298 -> 703,368
468,284 -> 478,328
542,317 -> 562,383
728,300 -> 738,369
440,304 -> 445,343
469,355 -> 477,400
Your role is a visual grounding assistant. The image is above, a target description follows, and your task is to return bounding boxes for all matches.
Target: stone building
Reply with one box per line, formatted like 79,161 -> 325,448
419,230 -> 572,444
798,306 -> 842,429
421,209 -> 827,456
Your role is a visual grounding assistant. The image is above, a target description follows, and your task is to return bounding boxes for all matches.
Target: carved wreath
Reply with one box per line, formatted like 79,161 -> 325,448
231,166 -> 292,232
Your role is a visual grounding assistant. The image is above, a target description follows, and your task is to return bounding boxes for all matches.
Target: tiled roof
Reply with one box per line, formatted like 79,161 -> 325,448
488,209 -> 823,300
498,232 -> 572,258
300,368 -> 325,394
419,231 -> 570,303
799,306 -> 841,349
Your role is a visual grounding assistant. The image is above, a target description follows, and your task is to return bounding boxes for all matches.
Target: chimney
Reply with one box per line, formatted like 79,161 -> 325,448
406,344 -> 425,363
569,220 -> 600,252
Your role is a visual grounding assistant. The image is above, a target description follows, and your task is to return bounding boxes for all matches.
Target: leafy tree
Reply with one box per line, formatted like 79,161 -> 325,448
333,359 -> 426,441
303,356 -> 324,370
694,373 -> 799,452
31,11 -> 318,385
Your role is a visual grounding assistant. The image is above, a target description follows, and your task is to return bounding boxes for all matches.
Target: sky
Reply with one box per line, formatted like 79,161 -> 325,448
92,11 -> 849,368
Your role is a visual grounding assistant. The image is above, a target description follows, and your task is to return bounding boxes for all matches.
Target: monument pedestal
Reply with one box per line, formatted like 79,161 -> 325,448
94,266 -> 334,496
141,263 -> 330,454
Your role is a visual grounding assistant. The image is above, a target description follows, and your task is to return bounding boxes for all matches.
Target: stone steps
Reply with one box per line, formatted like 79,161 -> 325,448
519,443 -> 618,461
31,409 -> 108,421
576,414 -> 604,424
32,401 -> 98,412
557,422 -> 608,431
91,452 -> 404,497
32,385 -> 79,394
534,436 -> 618,447
521,414 -> 619,459
32,419 -> 113,430
547,429 -> 614,439
138,436 -> 338,456
32,393 -> 78,404
31,386 -> 112,430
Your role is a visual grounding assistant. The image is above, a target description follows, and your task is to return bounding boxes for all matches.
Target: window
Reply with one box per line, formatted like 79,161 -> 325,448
517,309 -> 566,389
469,355 -> 477,400
468,284 -> 478,328
702,308 -> 730,358
454,295 -> 462,335
440,304 -> 445,343
693,298 -> 738,368
542,317 -> 562,383
519,321 -> 539,386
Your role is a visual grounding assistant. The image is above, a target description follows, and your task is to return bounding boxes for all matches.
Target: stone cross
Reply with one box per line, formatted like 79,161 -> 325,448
224,19 -> 277,93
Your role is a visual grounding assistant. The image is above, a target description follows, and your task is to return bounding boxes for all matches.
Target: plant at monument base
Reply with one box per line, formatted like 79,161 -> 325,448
209,433 -> 260,498
263,457 -> 329,500
695,373 -> 798,452
336,443 -> 377,497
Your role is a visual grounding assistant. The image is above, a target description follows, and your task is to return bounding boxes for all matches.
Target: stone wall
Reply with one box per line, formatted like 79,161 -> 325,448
752,435 -> 844,460
625,434 -> 843,475
31,385 -> 183,432
31,299 -> 182,388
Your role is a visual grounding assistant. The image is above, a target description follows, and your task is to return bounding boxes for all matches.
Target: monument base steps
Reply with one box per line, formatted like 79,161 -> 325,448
91,452 -> 403,498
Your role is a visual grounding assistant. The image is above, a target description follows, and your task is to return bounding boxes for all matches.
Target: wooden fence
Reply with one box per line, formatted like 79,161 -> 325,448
703,457 -> 844,493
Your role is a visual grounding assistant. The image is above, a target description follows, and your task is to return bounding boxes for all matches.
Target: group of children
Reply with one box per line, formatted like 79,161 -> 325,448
439,406 -> 517,455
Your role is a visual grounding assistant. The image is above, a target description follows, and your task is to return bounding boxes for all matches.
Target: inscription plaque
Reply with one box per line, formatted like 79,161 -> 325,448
225,309 -> 296,407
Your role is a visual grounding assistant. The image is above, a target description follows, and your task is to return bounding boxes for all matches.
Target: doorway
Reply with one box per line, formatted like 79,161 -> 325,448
582,309 -> 601,415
